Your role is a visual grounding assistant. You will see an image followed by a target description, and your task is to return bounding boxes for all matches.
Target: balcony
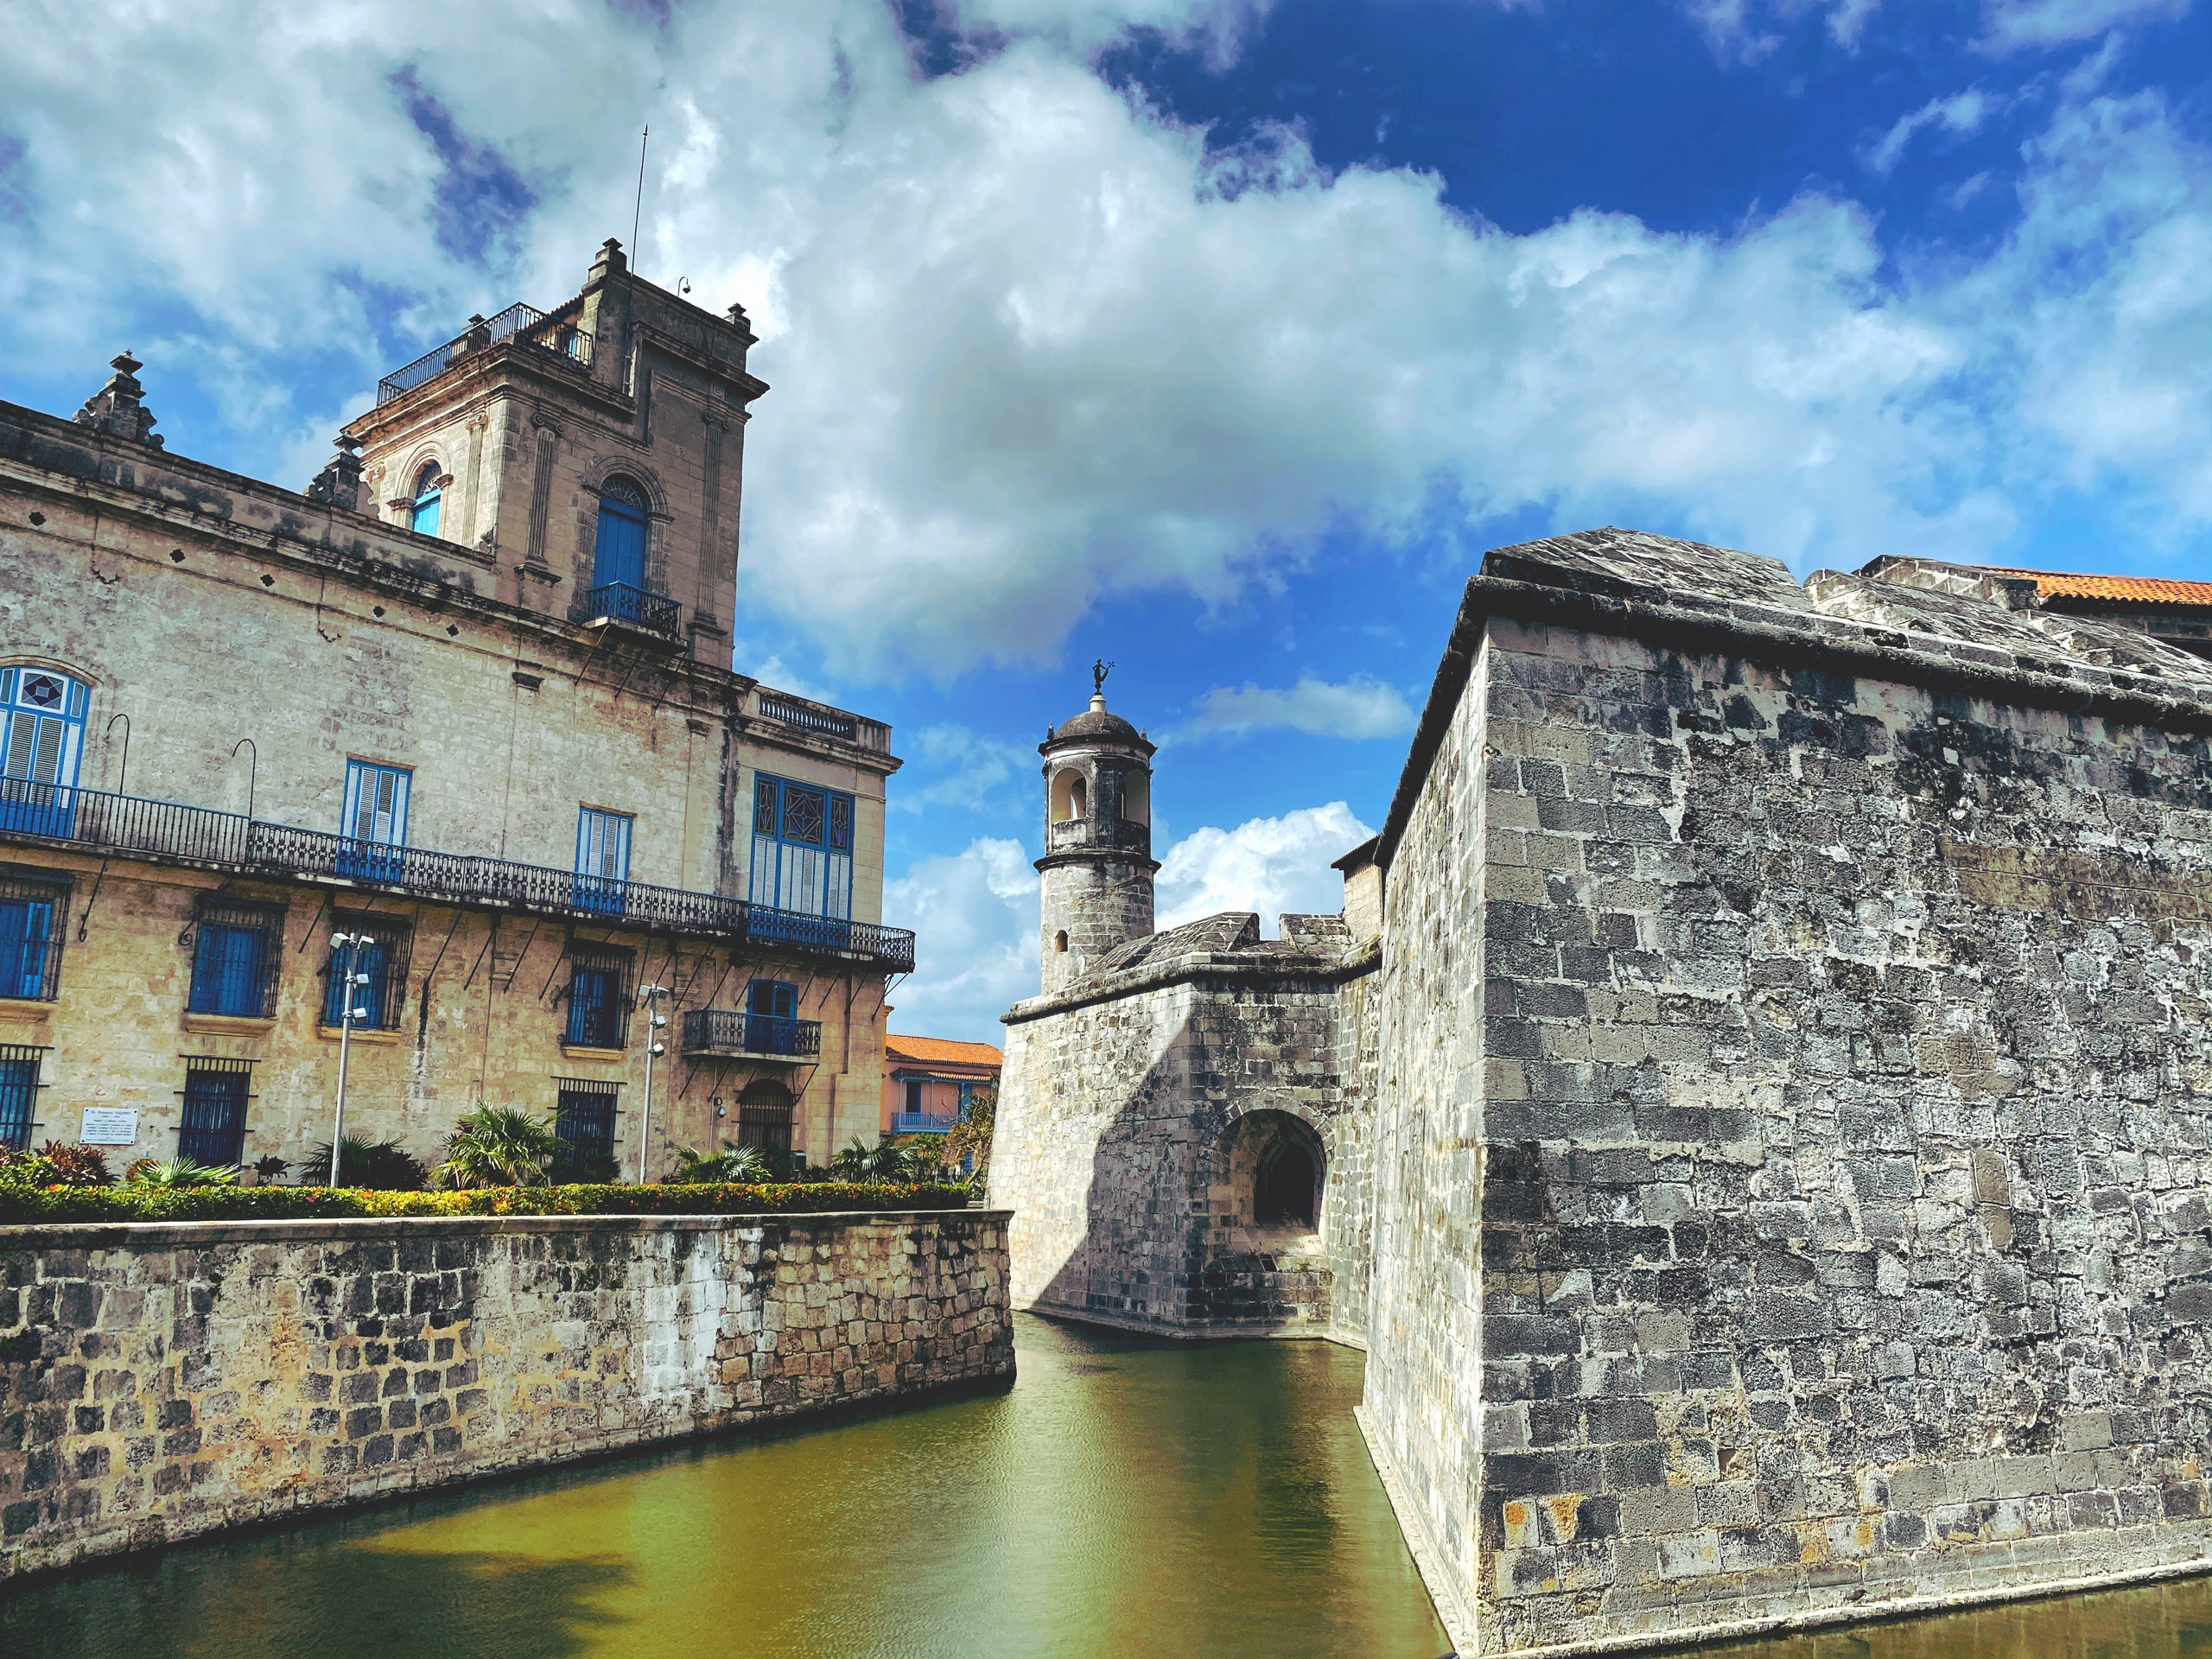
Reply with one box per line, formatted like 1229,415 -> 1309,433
575,582 -> 682,640
892,1112 -> 957,1135
0,778 -> 917,973
376,302 -> 594,408
680,1008 -> 823,1060
754,689 -> 892,753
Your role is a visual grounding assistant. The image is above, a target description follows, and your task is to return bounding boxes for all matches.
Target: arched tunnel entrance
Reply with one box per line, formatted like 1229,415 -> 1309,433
1224,1109 -> 1325,1236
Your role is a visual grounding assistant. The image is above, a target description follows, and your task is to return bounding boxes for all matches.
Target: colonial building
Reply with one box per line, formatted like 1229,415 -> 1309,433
0,239 -> 912,1179
994,531 -> 2212,1655
880,1033 -> 1001,1138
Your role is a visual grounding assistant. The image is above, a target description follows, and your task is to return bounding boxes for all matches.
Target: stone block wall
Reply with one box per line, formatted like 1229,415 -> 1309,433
0,1209 -> 1012,1580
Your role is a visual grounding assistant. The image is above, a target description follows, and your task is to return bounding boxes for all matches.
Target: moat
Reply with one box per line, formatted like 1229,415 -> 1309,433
4,1313 -> 2209,1659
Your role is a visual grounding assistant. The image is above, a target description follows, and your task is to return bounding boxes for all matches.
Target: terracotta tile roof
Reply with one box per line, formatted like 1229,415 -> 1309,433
1983,567 -> 2212,607
884,1033 -> 1002,1068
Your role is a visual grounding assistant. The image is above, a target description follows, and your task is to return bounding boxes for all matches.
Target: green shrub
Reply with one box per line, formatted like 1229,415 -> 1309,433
671,1143 -> 770,1185
124,1157 -> 237,1188
304,1137 -> 429,1192
0,1176 -> 972,1226
436,1106 -> 564,1188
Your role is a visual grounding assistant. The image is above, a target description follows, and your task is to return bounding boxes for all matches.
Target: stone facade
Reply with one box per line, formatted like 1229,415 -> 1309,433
997,528 -> 2212,1651
0,1209 -> 1013,1580
0,242 -> 911,1173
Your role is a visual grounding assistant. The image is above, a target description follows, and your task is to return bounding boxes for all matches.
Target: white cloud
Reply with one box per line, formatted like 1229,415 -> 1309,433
1682,0 -> 1880,63
5,2 -> 2212,683
883,837 -> 1039,1042
1176,675 -> 1415,741
890,724 -> 1039,813
1981,0 -> 2190,51
1155,802 -> 1372,934
1863,90 -> 1993,175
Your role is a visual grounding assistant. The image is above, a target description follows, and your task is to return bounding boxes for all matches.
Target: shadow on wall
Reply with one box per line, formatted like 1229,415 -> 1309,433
1034,1004 -> 1346,1335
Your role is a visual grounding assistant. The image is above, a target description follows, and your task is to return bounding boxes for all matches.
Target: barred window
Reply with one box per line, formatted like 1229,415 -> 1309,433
554,1078 -> 620,1182
0,1044 -> 47,1150
321,918 -> 410,1030
0,871 -> 70,1001
736,1077 -> 793,1157
562,944 -> 632,1049
179,1058 -> 253,1167
187,899 -> 284,1019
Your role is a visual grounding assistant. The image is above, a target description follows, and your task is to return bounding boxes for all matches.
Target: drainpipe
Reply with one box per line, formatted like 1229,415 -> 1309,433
637,982 -> 668,1183
329,931 -> 372,1186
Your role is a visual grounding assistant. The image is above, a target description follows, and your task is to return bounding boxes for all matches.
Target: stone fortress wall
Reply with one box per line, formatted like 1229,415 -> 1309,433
995,529 -> 2212,1653
0,1208 -> 1013,1580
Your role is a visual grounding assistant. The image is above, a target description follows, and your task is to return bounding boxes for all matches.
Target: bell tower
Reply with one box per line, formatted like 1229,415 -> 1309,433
1037,664 -> 1157,995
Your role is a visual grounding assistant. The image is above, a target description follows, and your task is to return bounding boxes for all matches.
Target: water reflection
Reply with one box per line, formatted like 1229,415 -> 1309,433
1704,1575 -> 2212,1659
0,1314 -> 1446,1659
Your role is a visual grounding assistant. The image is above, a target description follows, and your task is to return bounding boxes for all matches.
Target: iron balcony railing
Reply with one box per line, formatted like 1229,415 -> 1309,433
679,1008 -> 823,1058
575,582 -> 682,639
0,777 -> 917,973
892,1111 -> 957,1135
376,302 -> 594,407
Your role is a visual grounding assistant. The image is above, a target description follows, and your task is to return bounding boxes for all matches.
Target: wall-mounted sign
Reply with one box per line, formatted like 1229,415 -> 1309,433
79,1108 -> 138,1147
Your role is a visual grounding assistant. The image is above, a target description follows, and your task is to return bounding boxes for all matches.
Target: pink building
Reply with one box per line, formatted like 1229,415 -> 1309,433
881,1034 -> 1001,1137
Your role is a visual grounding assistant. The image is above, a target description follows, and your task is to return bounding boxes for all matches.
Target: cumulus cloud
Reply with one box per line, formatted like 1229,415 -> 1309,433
889,724 -> 1039,813
1862,90 -> 1993,174
1176,676 -> 1416,741
1155,802 -> 1372,934
4,1 -> 2212,682
883,837 -> 1039,1041
1981,0 -> 2190,51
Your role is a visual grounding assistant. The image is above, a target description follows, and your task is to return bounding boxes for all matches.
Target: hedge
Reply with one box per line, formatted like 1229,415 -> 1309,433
0,1180 -> 976,1227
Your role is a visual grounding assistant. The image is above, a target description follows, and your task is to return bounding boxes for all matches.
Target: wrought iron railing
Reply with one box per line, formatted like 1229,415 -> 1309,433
892,1111 -> 957,1135
375,302 -> 594,407
575,582 -> 682,639
0,777 -> 917,972
680,1008 -> 823,1058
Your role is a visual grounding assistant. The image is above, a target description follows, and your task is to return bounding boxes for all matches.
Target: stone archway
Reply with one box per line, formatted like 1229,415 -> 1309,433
1221,1109 -> 1325,1238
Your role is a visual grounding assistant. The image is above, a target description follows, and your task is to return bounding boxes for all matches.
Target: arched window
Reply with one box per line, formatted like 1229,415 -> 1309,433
408,463 -> 442,537
1053,930 -> 1068,953
1120,767 -> 1150,826
0,667 -> 88,837
592,475 -> 650,591
1050,768 -> 1087,823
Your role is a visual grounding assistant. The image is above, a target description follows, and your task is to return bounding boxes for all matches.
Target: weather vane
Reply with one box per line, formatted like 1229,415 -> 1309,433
1092,658 -> 1114,696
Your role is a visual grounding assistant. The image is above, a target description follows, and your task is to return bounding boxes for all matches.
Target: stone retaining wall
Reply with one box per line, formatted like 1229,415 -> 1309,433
0,1209 -> 1013,1580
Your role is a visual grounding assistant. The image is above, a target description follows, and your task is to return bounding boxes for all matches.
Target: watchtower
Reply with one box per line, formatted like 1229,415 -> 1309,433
1037,667 -> 1157,994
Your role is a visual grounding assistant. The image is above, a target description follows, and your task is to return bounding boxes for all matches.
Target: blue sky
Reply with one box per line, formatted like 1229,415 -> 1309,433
4,0 -> 2210,1039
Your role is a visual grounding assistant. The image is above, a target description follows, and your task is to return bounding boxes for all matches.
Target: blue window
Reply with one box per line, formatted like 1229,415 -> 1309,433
591,477 -> 649,591
340,760 -> 410,882
564,946 -> 631,1049
554,1081 -> 620,1182
0,880 -> 63,1001
748,774 -> 855,924
744,978 -> 798,1053
0,667 -> 88,838
409,462 -> 442,537
188,901 -> 281,1019
574,807 -> 632,916
178,1062 -> 251,1166
322,925 -> 404,1030
0,1046 -> 41,1149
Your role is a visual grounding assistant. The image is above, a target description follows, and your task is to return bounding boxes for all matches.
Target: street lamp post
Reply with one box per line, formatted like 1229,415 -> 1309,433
328,931 -> 374,1187
637,982 -> 668,1184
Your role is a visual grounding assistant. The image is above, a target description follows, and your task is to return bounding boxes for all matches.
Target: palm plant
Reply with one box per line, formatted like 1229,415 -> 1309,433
828,1135 -> 922,1184
124,1156 -> 237,1189
306,1136 -> 429,1191
670,1143 -> 770,1185
435,1107 -> 564,1189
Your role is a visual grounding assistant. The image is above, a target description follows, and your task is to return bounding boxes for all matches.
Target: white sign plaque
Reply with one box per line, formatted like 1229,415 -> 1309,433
79,1108 -> 138,1147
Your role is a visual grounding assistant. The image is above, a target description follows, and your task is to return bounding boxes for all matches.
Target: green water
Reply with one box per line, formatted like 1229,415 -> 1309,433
10,1314 -> 2212,1659
0,1313 -> 1447,1659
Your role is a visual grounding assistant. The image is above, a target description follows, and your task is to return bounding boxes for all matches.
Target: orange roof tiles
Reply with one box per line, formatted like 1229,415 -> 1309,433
1983,567 -> 2212,607
884,1033 -> 1003,1068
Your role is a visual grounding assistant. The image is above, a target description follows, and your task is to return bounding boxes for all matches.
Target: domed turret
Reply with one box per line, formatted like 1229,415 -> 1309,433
1037,664 -> 1157,995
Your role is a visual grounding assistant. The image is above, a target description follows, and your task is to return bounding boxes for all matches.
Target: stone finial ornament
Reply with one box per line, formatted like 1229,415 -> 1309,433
73,352 -> 163,447
305,434 -> 365,512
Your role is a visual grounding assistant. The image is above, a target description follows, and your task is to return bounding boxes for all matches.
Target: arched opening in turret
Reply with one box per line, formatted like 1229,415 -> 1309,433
1223,1109 -> 1325,1237
1120,767 -> 1150,826
1050,767 -> 1087,823
1054,929 -> 1068,953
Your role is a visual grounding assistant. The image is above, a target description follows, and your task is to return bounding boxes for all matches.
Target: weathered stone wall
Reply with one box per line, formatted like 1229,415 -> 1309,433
1038,858 -> 1156,995
0,1209 -> 1012,1579
994,918 -> 1375,1343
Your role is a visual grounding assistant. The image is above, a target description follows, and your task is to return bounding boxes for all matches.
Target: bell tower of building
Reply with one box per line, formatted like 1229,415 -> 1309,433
1037,664 -> 1157,995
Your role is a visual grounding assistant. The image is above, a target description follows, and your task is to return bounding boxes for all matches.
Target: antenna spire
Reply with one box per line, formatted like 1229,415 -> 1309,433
631,124 -> 649,273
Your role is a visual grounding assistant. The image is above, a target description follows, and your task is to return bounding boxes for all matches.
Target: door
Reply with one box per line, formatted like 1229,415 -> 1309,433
0,669 -> 86,838
338,760 -> 410,882
573,807 -> 632,916
745,978 -> 798,1053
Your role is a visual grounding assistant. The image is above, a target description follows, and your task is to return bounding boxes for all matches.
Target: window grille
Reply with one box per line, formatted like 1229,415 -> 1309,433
178,1058 -> 253,1166
553,1078 -> 620,1182
0,1044 -> 47,1149
0,872 -> 70,1001
747,773 -> 855,924
562,944 -> 632,1048
735,1079 -> 793,1157
186,899 -> 283,1019
321,918 -> 410,1030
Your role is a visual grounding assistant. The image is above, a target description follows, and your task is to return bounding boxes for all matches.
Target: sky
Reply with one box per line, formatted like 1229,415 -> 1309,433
3,0 -> 2210,1041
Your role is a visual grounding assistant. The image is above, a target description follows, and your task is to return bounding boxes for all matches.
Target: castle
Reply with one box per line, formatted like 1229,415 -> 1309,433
991,529 -> 2212,1653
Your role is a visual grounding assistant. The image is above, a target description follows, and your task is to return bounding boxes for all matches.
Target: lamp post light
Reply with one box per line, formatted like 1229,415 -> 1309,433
637,982 -> 668,1185
328,931 -> 374,1187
